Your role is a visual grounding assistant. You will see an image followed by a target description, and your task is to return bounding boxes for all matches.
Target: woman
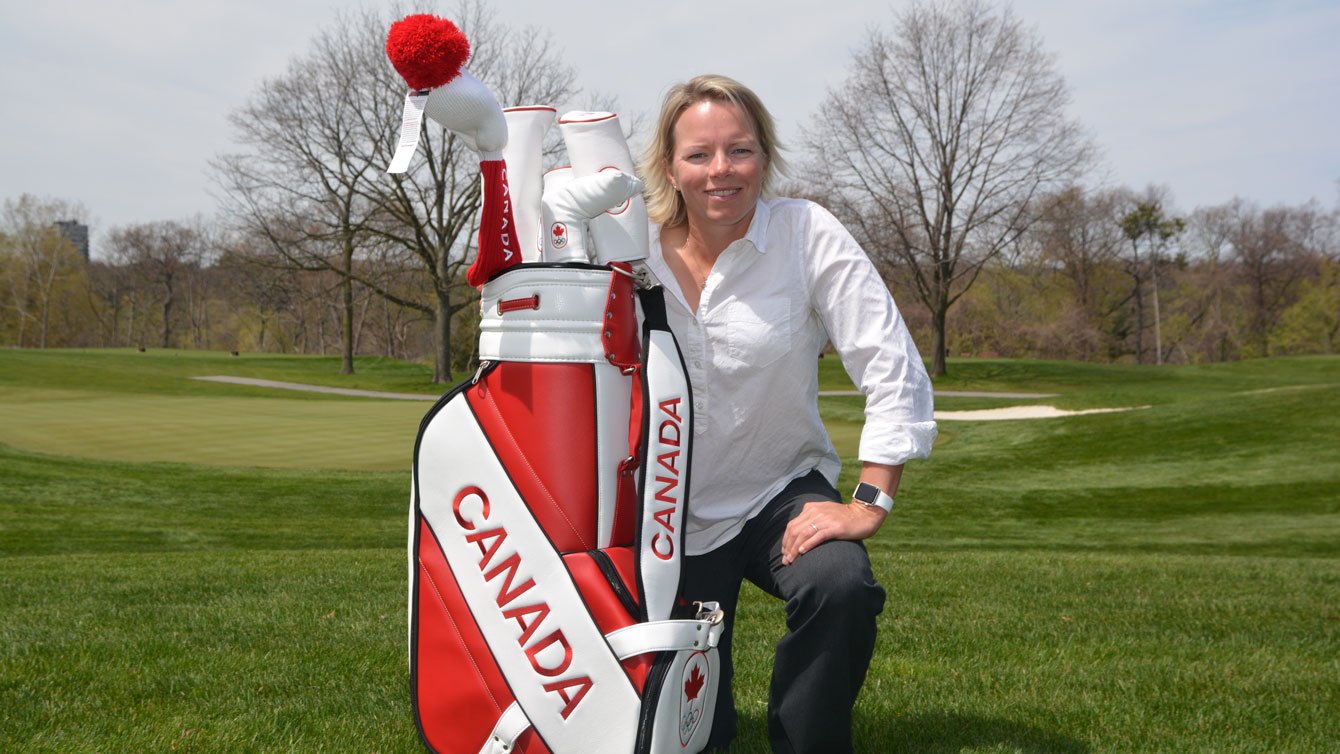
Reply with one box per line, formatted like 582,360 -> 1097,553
638,74 -> 938,752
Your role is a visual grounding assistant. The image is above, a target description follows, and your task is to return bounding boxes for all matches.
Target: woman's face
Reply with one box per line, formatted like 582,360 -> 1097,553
665,99 -> 767,236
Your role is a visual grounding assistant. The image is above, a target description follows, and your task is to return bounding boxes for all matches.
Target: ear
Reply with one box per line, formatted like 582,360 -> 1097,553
662,157 -> 677,191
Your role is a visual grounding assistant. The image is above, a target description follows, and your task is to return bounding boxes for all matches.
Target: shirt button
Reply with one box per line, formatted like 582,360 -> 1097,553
693,360 -> 702,369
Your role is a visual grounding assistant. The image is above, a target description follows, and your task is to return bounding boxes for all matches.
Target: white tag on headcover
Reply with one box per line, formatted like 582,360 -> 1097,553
387,91 -> 429,174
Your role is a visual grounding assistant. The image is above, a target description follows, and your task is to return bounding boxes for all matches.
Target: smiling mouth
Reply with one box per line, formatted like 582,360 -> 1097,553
706,188 -> 740,197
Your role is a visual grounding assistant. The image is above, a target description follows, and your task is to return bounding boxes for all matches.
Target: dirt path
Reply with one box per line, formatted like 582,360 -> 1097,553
193,376 -> 437,401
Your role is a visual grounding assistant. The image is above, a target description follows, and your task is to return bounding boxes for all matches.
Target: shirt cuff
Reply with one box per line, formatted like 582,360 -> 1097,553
858,420 -> 939,466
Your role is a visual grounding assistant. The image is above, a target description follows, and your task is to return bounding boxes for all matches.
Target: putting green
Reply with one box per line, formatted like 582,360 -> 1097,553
0,387 -> 429,471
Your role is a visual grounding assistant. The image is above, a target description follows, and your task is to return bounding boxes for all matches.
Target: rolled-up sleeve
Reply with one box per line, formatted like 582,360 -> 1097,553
803,205 -> 938,465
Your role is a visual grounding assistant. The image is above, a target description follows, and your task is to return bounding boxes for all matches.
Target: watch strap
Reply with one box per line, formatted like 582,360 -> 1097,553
852,482 -> 894,513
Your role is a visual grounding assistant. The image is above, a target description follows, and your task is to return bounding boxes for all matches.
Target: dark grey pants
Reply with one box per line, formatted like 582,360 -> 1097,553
682,470 -> 886,753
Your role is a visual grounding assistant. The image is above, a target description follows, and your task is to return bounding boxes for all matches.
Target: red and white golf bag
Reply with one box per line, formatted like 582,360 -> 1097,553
386,15 -> 723,754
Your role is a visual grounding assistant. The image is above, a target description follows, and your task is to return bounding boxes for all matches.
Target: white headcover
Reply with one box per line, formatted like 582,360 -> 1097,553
541,168 -> 644,263
558,112 -> 650,264
502,107 -> 557,262
422,69 -> 508,160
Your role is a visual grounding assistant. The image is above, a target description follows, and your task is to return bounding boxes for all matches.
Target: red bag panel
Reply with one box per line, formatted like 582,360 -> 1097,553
468,362 -> 599,553
414,517 -> 518,753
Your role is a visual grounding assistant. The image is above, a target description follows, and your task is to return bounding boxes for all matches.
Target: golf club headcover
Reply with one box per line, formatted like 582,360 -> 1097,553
503,107 -> 558,262
540,168 -> 644,263
557,112 -> 650,264
411,264 -> 723,754
467,159 -> 523,288
421,69 -> 509,159
385,14 -> 518,287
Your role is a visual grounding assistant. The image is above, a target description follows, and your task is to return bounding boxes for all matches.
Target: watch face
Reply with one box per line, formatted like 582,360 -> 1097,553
854,483 -> 879,504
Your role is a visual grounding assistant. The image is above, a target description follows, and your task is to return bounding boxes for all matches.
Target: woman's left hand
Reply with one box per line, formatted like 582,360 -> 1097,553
781,500 -> 887,566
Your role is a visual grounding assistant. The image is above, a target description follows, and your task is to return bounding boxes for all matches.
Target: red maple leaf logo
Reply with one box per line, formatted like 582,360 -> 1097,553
683,664 -> 705,701
552,224 -> 566,238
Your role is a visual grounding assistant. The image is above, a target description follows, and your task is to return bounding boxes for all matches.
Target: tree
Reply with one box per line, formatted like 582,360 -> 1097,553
214,1 -> 580,382
803,0 -> 1093,376
1032,186 -> 1129,360
369,0 -> 580,382
0,195 -> 89,348
1120,196 -> 1185,364
105,220 -> 208,349
213,7 -> 396,375
1176,202 -> 1243,361
1226,201 -> 1316,356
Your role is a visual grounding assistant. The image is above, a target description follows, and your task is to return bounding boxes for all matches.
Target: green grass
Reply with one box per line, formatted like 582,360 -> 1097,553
2,349 -> 1339,753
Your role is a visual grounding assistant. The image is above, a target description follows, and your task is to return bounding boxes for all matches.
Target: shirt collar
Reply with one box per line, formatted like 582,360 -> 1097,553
739,198 -> 772,253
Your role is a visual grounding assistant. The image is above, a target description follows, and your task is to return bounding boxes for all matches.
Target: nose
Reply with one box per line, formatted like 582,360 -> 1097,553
708,150 -> 732,178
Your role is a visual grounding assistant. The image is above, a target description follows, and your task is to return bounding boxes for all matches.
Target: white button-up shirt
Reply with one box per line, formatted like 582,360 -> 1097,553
646,197 -> 938,554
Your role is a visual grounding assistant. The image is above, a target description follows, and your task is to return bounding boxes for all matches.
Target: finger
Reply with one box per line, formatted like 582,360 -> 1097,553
781,520 -> 805,564
786,519 -> 828,564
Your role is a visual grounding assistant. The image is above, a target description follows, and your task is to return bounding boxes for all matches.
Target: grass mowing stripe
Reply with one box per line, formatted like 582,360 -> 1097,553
0,348 -> 444,397
0,445 -> 406,557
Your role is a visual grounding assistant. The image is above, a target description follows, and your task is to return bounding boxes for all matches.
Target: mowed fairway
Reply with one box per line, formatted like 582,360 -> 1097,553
2,349 -> 1338,753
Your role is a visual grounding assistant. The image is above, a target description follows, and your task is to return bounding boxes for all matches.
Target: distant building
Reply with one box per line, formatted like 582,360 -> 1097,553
54,220 -> 90,262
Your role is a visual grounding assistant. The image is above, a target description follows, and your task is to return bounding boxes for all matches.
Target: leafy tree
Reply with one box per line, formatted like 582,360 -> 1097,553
1272,258 -> 1339,354
1120,197 -> 1185,364
0,195 -> 89,348
1227,201 -> 1321,356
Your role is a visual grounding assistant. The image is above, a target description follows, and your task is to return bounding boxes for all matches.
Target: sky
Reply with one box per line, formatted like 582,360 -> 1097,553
3,0 -> 1338,256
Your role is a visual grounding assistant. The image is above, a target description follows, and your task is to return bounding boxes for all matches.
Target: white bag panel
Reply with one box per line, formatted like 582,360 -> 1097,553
640,327 -> 692,622
418,397 -> 640,751
647,649 -> 720,754
478,266 -> 611,363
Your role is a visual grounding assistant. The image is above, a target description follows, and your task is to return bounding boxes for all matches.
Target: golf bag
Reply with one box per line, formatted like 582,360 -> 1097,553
391,16 -> 724,752
410,270 -> 722,754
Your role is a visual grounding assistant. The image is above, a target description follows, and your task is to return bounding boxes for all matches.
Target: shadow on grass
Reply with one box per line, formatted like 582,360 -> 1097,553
862,711 -> 1091,753
727,710 -> 1090,753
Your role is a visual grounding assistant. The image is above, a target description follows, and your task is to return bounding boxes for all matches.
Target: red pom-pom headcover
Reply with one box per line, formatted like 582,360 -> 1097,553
385,14 -> 470,92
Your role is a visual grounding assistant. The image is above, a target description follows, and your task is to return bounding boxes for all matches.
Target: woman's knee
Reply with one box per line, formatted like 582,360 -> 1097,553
784,541 -> 885,620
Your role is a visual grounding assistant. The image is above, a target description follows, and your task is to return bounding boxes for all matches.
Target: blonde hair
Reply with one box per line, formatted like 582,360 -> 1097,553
639,74 -> 787,228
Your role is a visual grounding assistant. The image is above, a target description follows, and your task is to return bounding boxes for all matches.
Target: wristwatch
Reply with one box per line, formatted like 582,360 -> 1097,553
852,482 -> 894,513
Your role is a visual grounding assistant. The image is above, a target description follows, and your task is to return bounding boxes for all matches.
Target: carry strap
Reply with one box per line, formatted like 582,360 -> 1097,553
634,286 -> 693,623
479,611 -> 725,754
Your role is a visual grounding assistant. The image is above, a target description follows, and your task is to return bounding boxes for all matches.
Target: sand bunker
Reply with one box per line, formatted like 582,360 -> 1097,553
934,405 -> 1146,421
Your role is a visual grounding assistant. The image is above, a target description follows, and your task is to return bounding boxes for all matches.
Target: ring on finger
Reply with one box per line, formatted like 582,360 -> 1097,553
810,523 -> 820,532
